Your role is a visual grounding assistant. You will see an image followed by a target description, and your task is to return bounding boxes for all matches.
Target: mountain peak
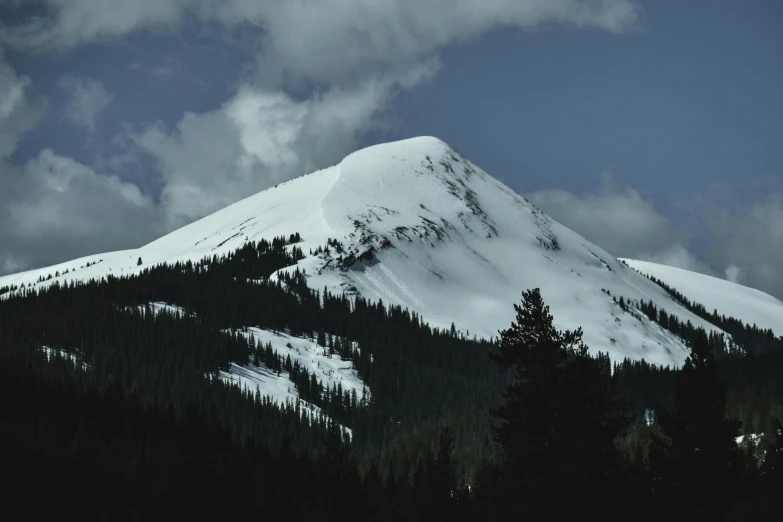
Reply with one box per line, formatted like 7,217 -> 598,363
2,137 -> 761,366
338,136 -> 473,184
337,136 -> 464,185
343,136 -> 453,160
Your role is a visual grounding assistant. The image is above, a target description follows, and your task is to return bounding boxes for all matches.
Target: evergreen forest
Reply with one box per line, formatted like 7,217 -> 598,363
2,235 -> 783,520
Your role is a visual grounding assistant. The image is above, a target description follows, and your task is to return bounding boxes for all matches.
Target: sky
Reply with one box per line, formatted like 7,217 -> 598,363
1,0 -> 782,299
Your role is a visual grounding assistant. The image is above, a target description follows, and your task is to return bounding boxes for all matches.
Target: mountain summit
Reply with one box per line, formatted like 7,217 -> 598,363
4,137 -> 772,366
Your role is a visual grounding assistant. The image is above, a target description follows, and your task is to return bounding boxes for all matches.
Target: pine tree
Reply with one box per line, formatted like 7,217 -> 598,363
761,417 -> 783,486
489,288 -> 627,517
431,427 -> 458,516
648,328 -> 744,516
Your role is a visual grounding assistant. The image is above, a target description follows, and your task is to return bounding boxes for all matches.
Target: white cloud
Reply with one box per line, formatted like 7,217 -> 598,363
725,264 -> 741,284
0,50 -> 44,159
243,0 -> 639,86
58,75 -> 114,131
3,1 -> 640,86
135,79 -> 389,229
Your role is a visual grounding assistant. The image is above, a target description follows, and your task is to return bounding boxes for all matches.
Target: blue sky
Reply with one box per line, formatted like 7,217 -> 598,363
1,0 -> 782,299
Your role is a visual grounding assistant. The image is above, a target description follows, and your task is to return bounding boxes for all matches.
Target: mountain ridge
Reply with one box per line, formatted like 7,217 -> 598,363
621,258 -> 783,335
4,136 -> 776,366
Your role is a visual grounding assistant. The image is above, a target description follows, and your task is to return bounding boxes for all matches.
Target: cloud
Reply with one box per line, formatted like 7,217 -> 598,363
135,79 -> 390,229
641,244 -> 713,275
3,1 -> 640,84
528,172 -> 709,272
58,75 -> 114,131
704,192 -> 783,299
725,264 -> 741,284
528,173 -> 783,300
122,1 -> 638,229
0,50 -> 44,159
234,0 -> 640,86
0,149 -> 161,274
126,56 -> 176,77
6,1 -> 781,304
0,0 -> 194,50
1,255 -> 27,275
0,53 -> 155,274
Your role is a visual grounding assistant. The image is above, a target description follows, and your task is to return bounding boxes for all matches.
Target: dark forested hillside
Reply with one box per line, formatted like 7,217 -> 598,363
624,266 -> 783,357
2,237 -> 783,519
0,235 -> 506,475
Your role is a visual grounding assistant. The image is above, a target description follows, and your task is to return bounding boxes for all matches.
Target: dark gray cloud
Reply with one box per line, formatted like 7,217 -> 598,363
0,152 -> 161,273
0,50 -> 43,159
702,192 -> 783,300
528,172 -> 712,274
528,174 -> 783,300
0,53 -> 160,273
0,150 -> 161,270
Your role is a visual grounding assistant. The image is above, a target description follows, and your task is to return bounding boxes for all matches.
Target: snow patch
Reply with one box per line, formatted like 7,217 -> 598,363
219,328 -> 367,437
39,346 -> 89,370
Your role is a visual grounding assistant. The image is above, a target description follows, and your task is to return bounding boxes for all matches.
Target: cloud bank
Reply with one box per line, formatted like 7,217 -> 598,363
0,53 -> 157,273
528,174 -> 783,300
528,173 -> 710,272
704,193 -> 783,299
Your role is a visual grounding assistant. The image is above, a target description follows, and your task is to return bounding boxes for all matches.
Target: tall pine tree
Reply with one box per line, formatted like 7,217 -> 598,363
488,288 -> 627,517
648,328 -> 745,516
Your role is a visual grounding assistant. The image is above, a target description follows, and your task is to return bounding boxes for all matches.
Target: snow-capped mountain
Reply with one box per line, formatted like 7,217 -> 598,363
3,136 -> 772,367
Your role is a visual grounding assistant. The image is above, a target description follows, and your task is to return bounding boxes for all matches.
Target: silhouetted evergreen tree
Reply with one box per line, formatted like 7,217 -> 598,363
487,288 -> 628,517
761,417 -> 783,487
648,328 -> 746,517
430,427 -> 459,518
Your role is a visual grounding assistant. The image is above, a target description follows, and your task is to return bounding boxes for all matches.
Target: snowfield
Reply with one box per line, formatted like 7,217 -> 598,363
219,328 -> 366,436
621,259 -> 782,336
115,302 -> 366,429
220,327 -> 366,406
3,137 -> 776,367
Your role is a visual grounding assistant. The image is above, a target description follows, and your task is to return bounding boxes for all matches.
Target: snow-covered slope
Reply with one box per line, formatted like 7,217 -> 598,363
621,259 -> 783,335
220,328 -> 366,419
1,137 -> 741,366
